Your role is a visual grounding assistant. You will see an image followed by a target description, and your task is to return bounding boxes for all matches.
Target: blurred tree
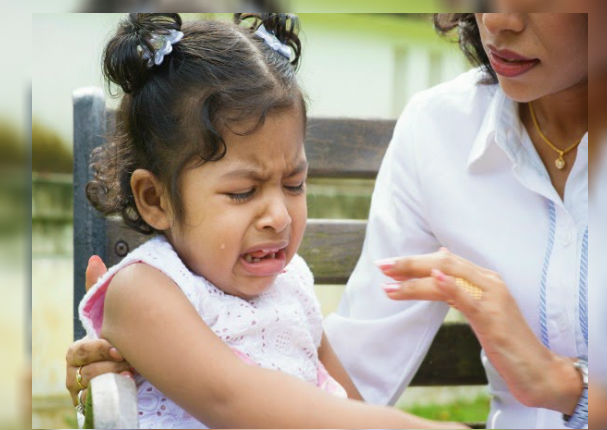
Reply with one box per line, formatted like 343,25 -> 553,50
0,122 -> 25,170
32,121 -> 72,173
0,122 -> 26,236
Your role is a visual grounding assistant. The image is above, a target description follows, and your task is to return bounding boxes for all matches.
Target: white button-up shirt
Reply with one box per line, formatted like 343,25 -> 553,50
324,68 -> 588,430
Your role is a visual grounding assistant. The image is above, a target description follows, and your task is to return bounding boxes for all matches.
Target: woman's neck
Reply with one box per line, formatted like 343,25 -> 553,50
527,81 -> 588,148
519,80 -> 588,200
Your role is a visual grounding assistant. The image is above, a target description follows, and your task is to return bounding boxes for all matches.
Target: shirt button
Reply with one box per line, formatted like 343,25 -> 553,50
560,231 -> 575,246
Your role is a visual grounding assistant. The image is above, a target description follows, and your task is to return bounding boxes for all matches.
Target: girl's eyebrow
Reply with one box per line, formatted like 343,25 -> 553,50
221,159 -> 309,180
285,160 -> 309,177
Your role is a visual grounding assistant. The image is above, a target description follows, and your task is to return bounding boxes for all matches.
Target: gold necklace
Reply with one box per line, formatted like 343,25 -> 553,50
528,102 -> 583,170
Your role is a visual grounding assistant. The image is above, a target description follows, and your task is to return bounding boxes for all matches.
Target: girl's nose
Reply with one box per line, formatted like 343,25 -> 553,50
257,195 -> 292,233
479,13 -> 526,35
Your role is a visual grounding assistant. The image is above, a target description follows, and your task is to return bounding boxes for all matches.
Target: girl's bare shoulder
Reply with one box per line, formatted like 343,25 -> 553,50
101,262 -> 192,338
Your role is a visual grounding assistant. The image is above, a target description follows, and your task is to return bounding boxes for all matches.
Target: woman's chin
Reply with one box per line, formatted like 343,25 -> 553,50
498,79 -> 542,103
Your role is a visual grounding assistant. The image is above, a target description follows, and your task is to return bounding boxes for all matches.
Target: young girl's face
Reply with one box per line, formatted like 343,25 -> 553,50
167,106 -> 308,299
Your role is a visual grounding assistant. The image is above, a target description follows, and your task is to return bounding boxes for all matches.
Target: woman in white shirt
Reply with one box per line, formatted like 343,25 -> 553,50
66,11 -> 588,430
324,12 -> 588,429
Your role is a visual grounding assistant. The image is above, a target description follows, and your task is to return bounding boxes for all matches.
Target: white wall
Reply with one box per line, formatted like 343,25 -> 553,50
299,22 -> 397,118
32,14 -> 122,142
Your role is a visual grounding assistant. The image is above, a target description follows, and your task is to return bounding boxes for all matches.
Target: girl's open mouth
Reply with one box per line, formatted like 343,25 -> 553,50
240,247 -> 287,276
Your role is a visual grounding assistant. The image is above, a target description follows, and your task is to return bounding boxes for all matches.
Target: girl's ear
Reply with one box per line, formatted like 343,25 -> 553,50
130,169 -> 172,231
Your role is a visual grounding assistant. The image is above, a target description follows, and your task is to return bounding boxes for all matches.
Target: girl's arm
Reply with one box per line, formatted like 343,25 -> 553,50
103,263 -> 465,429
318,332 -> 363,400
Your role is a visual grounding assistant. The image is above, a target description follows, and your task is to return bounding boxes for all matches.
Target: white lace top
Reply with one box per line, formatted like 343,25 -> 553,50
79,235 -> 346,429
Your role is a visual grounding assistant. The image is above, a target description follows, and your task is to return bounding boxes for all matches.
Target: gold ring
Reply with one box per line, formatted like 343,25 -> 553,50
76,365 -> 85,390
455,277 -> 483,301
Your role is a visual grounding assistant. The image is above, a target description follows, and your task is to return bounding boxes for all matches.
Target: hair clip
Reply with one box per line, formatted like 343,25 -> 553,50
137,29 -> 184,68
254,24 -> 291,60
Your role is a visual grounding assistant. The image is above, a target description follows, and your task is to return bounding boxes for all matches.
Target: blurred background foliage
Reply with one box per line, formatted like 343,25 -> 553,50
32,121 -> 72,174
0,122 -> 27,237
0,122 -> 25,170
0,123 -> 28,429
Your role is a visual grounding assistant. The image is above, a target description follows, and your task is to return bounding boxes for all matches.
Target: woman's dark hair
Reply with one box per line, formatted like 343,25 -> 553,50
87,13 -> 305,234
433,13 -> 497,84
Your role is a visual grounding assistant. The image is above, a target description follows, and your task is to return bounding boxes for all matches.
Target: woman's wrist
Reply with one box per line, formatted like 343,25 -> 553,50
539,353 -> 583,414
496,333 -> 583,414
478,321 -> 566,410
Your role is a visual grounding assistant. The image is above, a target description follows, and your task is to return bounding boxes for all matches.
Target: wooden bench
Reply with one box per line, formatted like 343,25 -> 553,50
73,87 -> 487,428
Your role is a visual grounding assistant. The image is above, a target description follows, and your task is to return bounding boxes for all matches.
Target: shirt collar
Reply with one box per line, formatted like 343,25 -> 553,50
466,85 -> 523,171
466,87 -> 589,176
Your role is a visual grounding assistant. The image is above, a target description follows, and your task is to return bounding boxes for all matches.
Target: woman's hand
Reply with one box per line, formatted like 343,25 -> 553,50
376,248 -> 582,415
66,338 -> 132,406
65,255 -> 133,407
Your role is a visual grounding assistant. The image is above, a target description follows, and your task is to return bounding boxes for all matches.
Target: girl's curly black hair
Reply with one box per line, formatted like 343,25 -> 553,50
87,13 -> 305,234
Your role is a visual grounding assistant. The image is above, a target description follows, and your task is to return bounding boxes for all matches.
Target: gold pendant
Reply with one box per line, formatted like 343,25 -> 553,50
555,157 -> 566,170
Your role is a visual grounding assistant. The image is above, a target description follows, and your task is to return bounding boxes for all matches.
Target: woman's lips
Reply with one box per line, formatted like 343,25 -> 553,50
488,47 -> 540,78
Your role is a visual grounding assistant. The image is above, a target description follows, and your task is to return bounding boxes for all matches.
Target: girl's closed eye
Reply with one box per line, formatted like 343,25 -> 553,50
226,188 -> 256,202
284,180 -> 306,194
226,181 -> 305,201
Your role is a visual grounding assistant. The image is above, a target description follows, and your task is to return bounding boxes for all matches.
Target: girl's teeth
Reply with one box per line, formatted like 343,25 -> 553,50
243,254 -> 269,263
244,250 -> 280,263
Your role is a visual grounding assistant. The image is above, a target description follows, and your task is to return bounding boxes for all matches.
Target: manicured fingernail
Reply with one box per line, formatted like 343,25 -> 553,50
375,258 -> 397,271
382,282 -> 401,292
89,255 -> 103,266
431,268 -> 446,282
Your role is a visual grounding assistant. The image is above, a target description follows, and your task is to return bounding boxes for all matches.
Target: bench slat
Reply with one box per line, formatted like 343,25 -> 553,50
413,323 -> 486,386
306,118 -> 395,178
300,219 -> 366,284
100,112 -> 395,179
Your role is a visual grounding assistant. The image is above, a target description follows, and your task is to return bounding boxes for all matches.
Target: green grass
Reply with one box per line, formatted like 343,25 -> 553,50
401,394 -> 490,423
64,413 -> 78,429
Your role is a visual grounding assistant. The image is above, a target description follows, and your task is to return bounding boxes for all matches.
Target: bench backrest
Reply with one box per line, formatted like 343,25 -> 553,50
73,87 -> 486,387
